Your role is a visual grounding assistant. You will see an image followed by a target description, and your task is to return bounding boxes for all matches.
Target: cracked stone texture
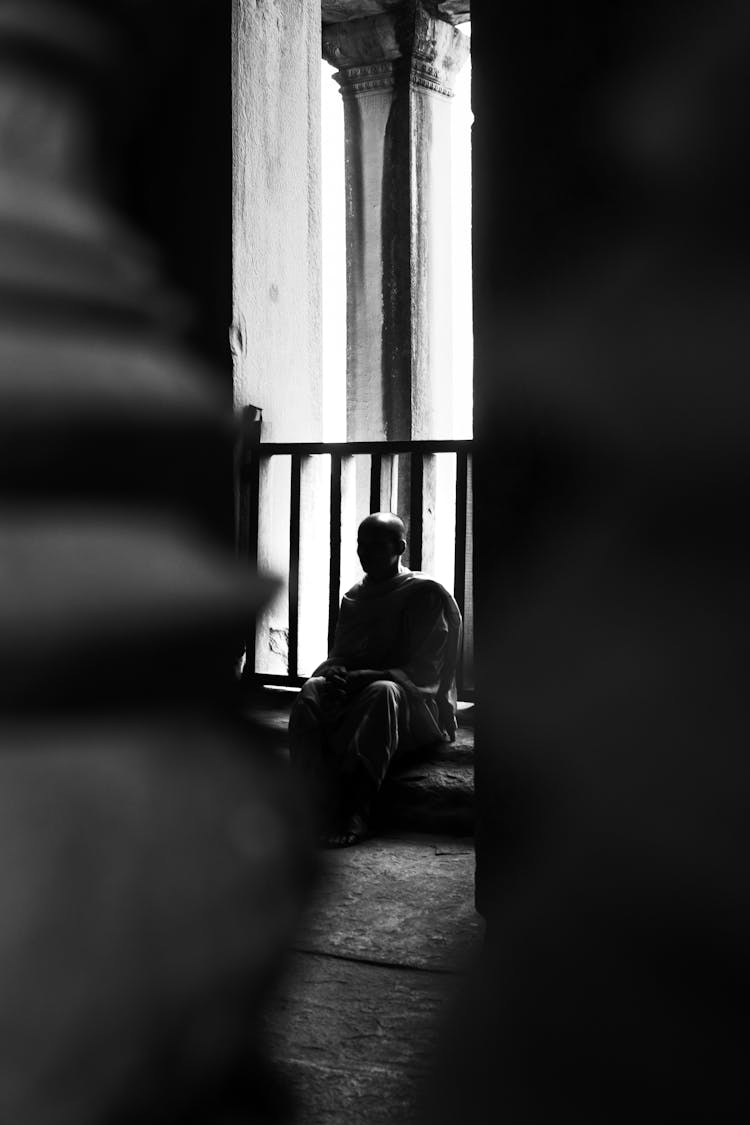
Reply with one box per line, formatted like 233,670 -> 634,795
377,729 -> 474,834
292,833 -> 481,972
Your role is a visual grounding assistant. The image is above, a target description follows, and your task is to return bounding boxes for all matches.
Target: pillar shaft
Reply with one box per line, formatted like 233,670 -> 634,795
232,0 -> 322,442
324,4 -> 469,442
232,0 -> 324,675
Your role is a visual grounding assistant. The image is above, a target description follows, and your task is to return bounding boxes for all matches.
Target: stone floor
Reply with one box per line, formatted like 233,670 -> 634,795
263,832 -> 482,1125
246,687 -> 480,1125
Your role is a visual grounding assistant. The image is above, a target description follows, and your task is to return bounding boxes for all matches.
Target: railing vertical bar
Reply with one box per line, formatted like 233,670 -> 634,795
410,451 -> 423,572
328,452 -> 342,653
454,449 -> 468,696
369,453 -> 382,513
288,453 -> 302,680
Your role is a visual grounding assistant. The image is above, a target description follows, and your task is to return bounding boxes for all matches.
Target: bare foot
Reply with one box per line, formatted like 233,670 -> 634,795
320,811 -> 369,849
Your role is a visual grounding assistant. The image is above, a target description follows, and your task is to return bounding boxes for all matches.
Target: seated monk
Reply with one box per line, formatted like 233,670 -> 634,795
289,512 -> 462,847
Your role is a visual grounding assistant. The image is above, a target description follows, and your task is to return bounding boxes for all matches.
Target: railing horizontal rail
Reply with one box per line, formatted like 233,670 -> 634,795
240,437 -> 473,471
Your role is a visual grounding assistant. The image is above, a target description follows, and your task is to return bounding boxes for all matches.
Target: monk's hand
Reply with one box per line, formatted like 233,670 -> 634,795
322,665 -> 348,703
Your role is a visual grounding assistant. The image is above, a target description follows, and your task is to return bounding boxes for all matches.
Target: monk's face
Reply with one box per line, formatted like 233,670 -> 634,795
357,525 -> 405,581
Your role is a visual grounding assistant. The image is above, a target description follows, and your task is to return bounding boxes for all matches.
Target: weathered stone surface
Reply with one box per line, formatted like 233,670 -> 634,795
272,1059 -> 420,1125
379,757 -> 474,834
265,950 -> 459,1124
322,1 -> 471,25
292,834 -> 481,971
322,11 -> 404,68
232,0 -> 323,442
232,0 -> 325,684
322,0 -> 407,25
422,0 -> 471,23
263,828 -> 481,1123
267,950 -> 457,1070
377,726 -> 475,833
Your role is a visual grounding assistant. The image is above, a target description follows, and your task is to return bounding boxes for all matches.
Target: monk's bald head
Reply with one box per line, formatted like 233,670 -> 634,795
358,513 -> 405,542
357,513 -> 406,580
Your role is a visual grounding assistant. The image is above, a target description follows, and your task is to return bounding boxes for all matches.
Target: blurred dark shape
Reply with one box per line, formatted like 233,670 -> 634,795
0,717 -> 310,1125
421,0 -> 750,1121
0,2 -> 314,1122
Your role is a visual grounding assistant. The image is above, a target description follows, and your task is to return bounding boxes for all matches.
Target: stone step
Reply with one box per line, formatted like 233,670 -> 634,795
377,750 -> 474,835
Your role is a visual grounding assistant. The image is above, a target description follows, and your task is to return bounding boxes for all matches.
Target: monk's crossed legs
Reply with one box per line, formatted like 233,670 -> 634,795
289,677 -> 410,844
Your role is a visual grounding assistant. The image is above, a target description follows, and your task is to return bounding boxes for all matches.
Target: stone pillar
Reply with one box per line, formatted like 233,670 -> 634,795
232,0 -> 325,674
323,3 -> 469,442
232,0 -> 322,442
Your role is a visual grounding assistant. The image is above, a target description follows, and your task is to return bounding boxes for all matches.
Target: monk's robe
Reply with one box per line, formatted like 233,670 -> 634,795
289,569 -> 462,808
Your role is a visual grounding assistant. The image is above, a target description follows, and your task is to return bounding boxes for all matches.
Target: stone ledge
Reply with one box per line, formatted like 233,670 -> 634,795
377,740 -> 474,835
375,725 -> 474,834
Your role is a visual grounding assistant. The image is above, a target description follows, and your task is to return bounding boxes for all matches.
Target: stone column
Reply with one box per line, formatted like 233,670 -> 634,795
323,3 -> 469,442
232,0 -> 323,443
232,1 -> 325,674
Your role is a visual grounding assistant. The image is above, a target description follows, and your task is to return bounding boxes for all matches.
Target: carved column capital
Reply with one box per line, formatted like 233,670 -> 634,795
322,2 -> 469,99
411,3 -> 469,97
322,11 -> 403,97
331,62 -> 397,96
323,1 -> 470,441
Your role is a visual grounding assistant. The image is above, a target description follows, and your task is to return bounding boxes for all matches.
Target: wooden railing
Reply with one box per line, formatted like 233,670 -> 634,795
237,423 -> 474,698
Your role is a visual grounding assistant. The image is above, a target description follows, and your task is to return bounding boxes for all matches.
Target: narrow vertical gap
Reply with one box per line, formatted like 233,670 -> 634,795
288,453 -> 302,678
328,452 -> 342,653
